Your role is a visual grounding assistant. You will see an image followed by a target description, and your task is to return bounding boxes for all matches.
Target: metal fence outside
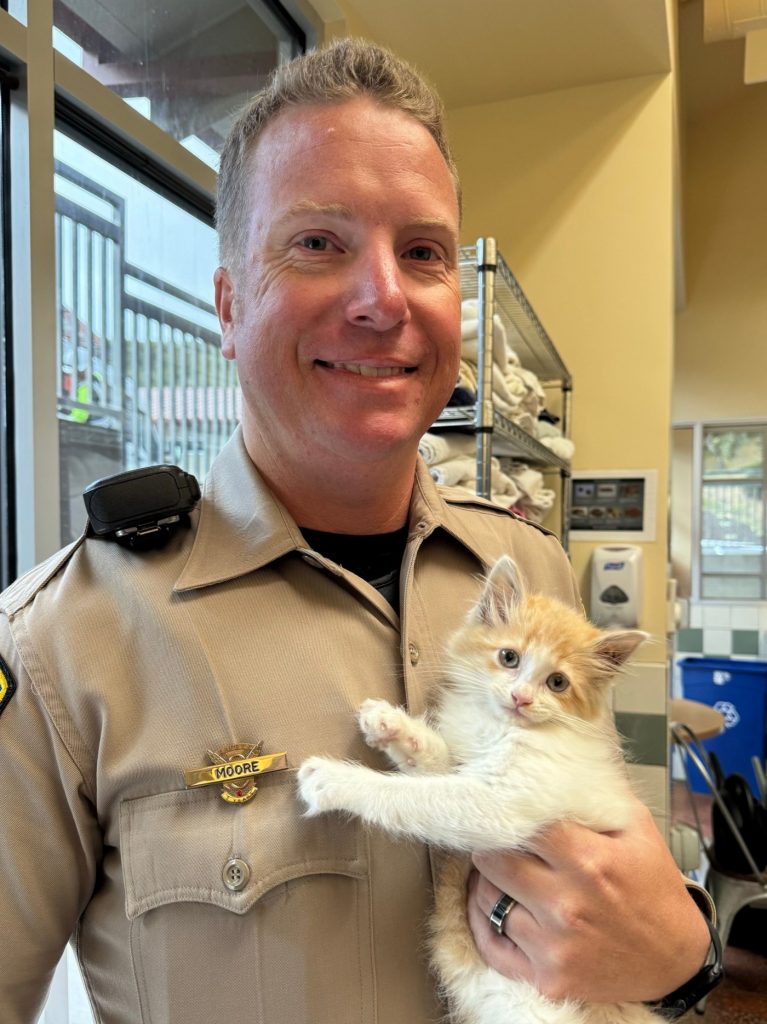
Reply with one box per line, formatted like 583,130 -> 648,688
54,162 -> 238,541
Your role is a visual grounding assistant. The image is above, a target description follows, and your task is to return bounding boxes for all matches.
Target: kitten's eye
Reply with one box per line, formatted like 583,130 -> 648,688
546,673 -> 570,693
498,649 -> 520,669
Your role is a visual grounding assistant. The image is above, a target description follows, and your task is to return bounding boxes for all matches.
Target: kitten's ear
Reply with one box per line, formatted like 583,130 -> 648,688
591,630 -> 649,674
474,556 -> 525,626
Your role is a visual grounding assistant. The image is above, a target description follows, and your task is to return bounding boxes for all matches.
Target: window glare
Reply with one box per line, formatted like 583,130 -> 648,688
52,0 -> 304,155
53,27 -> 84,65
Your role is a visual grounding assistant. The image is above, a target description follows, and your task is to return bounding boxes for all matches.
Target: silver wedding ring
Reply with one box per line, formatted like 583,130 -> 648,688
488,892 -> 516,935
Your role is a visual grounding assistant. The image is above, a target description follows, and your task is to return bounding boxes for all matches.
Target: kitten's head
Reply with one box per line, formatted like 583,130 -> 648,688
446,556 -> 648,727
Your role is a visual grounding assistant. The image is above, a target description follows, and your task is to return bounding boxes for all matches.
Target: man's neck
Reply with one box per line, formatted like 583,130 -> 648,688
243,431 -> 417,534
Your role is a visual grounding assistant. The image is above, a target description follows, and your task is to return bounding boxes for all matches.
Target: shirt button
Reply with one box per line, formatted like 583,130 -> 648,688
408,642 -> 420,665
223,858 -> 250,892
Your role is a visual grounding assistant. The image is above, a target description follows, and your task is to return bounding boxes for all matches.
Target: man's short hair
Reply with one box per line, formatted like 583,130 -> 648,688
216,37 -> 461,274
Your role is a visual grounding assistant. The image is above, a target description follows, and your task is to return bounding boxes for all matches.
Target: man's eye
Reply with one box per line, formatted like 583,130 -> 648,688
300,236 -> 329,251
406,245 -> 436,262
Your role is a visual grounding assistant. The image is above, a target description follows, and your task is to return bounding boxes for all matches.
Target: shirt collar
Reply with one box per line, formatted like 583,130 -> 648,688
174,428 -> 304,592
174,427 -> 486,592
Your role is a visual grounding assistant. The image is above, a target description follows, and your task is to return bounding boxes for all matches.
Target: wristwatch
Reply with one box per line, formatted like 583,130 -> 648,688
648,882 -> 724,1019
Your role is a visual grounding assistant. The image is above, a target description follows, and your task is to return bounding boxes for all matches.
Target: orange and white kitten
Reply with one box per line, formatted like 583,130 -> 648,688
298,555 -> 655,1024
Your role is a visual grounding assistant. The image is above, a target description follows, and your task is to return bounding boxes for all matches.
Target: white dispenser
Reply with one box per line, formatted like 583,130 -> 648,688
590,545 -> 642,628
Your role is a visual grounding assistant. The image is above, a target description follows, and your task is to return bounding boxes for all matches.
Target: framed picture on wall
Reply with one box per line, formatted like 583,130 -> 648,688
569,469 -> 657,542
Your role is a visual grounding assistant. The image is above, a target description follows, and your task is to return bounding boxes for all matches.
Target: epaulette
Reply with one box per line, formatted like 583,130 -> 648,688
0,532 -> 87,616
439,488 -> 556,538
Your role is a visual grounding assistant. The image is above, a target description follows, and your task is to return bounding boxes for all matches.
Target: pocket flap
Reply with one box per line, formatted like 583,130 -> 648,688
120,771 -> 368,919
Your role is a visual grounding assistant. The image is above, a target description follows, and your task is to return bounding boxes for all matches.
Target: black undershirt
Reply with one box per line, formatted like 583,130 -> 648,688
299,525 -> 409,614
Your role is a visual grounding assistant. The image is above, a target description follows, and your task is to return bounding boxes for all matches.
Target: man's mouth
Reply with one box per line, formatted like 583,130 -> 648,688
315,360 -> 416,378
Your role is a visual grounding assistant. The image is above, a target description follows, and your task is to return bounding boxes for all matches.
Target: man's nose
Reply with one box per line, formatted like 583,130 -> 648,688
345,248 -> 410,332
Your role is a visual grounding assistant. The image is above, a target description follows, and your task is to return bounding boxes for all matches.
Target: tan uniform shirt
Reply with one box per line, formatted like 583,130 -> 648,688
0,429 -> 580,1024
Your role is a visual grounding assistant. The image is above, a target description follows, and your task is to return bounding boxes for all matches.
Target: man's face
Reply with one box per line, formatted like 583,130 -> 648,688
215,96 -> 462,476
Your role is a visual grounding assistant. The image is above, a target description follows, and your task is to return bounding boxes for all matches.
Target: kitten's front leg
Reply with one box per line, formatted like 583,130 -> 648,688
297,761 -> 535,850
297,757 -> 383,817
358,699 -> 451,774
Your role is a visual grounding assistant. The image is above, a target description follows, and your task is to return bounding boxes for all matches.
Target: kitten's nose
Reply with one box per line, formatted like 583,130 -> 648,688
511,687 -> 533,708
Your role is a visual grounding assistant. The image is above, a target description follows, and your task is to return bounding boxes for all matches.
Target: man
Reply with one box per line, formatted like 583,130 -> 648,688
0,39 -> 714,1023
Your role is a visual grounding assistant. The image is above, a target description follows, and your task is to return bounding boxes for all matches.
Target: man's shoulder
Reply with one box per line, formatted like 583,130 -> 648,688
438,486 -> 556,538
0,535 -> 88,617
0,520 -> 196,620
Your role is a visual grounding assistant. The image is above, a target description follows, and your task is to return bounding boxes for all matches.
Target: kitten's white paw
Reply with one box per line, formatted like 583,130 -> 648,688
359,698 -> 413,750
296,756 -> 346,816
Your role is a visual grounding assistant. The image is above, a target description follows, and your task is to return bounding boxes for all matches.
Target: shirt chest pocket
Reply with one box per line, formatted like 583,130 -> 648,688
120,772 -> 375,1024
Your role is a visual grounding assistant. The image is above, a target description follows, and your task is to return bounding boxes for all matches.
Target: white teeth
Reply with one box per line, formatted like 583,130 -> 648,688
323,362 -> 410,377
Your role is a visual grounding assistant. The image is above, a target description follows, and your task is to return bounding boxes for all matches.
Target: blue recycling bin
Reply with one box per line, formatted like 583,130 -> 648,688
679,657 -> 767,794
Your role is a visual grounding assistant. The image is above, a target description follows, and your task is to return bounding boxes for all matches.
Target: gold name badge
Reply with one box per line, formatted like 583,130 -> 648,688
184,743 -> 288,804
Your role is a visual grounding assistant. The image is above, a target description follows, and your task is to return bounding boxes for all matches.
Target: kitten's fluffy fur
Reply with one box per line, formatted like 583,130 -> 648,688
298,556 -> 657,1024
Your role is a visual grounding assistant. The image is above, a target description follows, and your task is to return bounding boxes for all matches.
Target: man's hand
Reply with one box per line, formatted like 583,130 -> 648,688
467,799 -> 710,1004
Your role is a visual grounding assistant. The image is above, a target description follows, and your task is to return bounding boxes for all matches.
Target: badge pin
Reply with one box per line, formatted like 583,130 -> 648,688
184,742 -> 288,804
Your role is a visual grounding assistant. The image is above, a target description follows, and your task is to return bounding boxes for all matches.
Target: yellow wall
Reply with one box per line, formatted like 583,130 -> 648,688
674,84 -> 767,423
447,75 -> 675,643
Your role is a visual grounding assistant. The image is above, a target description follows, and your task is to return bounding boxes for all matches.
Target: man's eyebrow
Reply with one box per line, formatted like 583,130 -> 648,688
407,216 -> 458,237
276,201 -> 354,222
274,204 -> 457,238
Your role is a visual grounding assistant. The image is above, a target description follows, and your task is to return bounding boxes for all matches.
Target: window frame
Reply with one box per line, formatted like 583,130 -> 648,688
678,418 -> 767,602
0,61 -> 18,589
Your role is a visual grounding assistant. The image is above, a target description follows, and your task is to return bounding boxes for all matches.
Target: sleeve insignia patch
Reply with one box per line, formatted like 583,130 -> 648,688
0,655 -> 17,717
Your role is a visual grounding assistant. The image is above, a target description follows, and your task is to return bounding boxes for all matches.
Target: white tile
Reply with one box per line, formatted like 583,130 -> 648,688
703,628 -> 732,656
702,605 -> 731,628
614,662 -> 667,715
731,606 -> 759,629
759,606 -> 767,630
689,604 -> 703,628
629,764 -> 668,828
670,660 -> 683,699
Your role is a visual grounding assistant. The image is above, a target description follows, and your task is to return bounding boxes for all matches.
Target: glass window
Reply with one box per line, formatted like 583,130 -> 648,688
0,67 -> 13,589
700,425 -> 766,600
53,0 -> 304,167
54,128 -> 238,546
5,0 -> 26,25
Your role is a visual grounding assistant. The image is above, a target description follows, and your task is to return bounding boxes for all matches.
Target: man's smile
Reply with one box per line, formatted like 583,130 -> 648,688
314,360 -> 417,377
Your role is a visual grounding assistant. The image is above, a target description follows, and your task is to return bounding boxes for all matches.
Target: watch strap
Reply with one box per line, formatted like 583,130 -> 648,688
650,915 -> 724,1019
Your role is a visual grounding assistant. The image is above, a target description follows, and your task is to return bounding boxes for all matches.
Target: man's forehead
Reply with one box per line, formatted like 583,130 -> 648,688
247,98 -> 446,173
241,97 -> 460,234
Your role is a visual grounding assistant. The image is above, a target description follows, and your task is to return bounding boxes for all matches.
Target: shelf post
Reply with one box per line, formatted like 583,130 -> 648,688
475,237 -> 496,500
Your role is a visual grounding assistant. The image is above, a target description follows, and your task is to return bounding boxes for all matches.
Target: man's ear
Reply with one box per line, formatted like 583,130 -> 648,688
214,266 -> 236,359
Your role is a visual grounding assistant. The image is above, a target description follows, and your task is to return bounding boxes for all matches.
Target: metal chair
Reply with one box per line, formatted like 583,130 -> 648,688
671,723 -> 767,1012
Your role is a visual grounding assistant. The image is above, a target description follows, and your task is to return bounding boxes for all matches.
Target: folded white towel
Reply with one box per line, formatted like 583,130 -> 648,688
506,463 -> 545,500
458,359 -> 478,394
504,365 -> 545,418
418,433 -> 453,466
534,419 -> 562,440
418,432 -> 477,466
540,436 -> 575,462
429,454 -> 475,488
461,314 -> 509,373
